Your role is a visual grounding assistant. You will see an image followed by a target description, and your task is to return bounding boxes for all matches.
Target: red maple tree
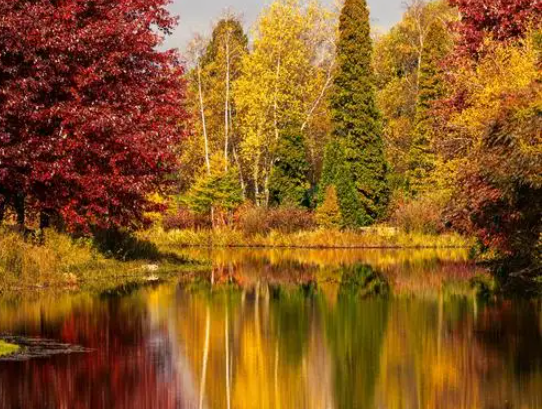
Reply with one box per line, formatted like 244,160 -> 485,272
449,0 -> 542,56
0,0 -> 187,231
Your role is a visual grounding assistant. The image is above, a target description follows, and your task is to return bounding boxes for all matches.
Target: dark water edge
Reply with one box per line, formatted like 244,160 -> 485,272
0,248 -> 540,409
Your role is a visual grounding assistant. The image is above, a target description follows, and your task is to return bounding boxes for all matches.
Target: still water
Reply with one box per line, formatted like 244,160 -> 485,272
0,248 -> 541,409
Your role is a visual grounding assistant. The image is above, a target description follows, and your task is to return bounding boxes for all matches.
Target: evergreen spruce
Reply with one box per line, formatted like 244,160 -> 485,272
202,18 -> 248,67
321,140 -> 365,226
407,21 -> 450,196
320,0 -> 389,227
269,129 -> 311,207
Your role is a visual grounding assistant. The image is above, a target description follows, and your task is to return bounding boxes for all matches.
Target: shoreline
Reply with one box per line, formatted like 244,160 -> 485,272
148,228 -> 473,250
170,244 -> 471,250
0,229 -> 208,296
0,227 -> 474,296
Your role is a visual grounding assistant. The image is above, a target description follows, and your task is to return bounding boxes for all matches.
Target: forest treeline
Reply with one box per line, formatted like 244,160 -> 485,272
178,0 -> 541,277
0,0 -> 540,286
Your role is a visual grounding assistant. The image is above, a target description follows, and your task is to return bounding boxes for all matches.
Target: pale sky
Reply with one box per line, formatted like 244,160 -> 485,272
163,0 -> 406,51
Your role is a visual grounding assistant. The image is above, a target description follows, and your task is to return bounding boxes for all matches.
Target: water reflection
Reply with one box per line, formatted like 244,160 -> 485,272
0,249 -> 541,409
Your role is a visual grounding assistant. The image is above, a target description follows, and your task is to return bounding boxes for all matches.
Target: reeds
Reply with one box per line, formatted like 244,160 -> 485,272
147,226 -> 471,249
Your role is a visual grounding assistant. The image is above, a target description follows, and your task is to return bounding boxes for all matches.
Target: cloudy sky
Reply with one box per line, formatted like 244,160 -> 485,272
162,0 -> 406,51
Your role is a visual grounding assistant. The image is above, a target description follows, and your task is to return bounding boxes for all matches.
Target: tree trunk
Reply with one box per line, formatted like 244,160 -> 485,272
0,199 -> 5,224
273,55 -> 281,143
254,151 -> 261,206
198,62 -> 211,175
224,30 -> 231,171
232,144 -> 247,200
40,211 -> 51,230
264,170 -> 270,208
14,193 -> 25,228
197,60 -> 215,228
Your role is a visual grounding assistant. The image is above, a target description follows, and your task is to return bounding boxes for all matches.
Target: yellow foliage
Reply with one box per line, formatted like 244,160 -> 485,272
234,0 -> 335,202
450,35 -> 540,144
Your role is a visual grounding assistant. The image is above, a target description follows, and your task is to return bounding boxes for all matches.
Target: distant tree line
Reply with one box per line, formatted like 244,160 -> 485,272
181,0 -> 541,279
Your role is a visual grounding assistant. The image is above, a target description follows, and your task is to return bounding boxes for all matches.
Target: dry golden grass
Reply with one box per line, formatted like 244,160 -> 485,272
147,226 -> 472,250
0,229 -> 203,294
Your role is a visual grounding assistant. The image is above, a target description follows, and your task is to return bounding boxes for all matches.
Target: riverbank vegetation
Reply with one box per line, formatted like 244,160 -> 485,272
149,227 -> 469,249
0,0 -> 540,294
0,340 -> 19,357
0,229 -> 204,294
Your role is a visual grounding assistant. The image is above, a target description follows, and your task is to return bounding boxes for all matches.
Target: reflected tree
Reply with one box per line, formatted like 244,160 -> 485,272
325,264 -> 390,409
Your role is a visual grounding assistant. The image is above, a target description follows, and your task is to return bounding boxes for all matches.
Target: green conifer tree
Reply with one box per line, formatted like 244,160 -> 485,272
320,0 -> 389,227
408,21 -> 450,196
189,155 -> 244,217
320,140 -> 362,226
269,129 -> 311,207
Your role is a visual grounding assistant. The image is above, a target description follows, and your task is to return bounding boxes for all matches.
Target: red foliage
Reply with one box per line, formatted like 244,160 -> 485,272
162,206 -> 213,231
0,0 -> 187,231
449,171 -> 514,253
162,207 -> 196,231
447,90 -> 542,259
449,0 -> 542,55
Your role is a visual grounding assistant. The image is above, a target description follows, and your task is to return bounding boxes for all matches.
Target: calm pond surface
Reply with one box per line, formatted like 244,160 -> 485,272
0,248 -> 541,409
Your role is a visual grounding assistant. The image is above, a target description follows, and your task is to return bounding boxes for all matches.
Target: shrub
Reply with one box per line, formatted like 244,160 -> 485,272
162,207 -> 196,231
188,155 -> 244,219
235,204 -> 316,236
316,186 -> 342,228
390,195 -> 444,234
0,229 -> 95,289
267,206 -> 316,234
235,204 -> 270,236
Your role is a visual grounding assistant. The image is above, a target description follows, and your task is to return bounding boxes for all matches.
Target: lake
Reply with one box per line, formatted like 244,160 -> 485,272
0,248 -> 541,409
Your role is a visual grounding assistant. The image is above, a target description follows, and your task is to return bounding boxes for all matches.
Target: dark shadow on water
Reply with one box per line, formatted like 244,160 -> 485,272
473,299 -> 542,375
99,280 -> 166,299
92,228 -> 188,263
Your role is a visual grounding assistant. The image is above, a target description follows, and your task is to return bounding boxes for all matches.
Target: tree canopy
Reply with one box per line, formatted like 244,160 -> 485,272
0,0 -> 187,231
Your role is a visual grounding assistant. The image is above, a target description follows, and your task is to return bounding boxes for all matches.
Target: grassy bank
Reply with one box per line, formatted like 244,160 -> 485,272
147,226 -> 472,249
0,340 -> 20,357
0,230 -> 206,294
0,226 -> 472,295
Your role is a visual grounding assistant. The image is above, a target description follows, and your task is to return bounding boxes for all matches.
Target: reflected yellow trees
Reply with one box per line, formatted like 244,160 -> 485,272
173,287 -> 319,409
170,264 -> 390,409
0,249 -> 541,409
168,284 -> 542,409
